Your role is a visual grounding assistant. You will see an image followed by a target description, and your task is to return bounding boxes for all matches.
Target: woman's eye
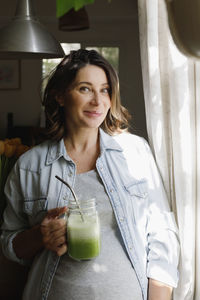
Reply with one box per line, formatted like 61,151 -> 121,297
101,88 -> 110,94
80,86 -> 90,93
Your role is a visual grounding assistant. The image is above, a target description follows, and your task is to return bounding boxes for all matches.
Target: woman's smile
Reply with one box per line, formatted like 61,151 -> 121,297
83,110 -> 102,117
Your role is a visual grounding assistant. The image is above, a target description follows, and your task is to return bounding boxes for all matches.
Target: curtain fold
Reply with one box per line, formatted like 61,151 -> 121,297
138,0 -> 200,299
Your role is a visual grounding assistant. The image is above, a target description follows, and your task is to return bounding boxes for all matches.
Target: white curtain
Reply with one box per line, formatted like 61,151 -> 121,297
137,0 -> 200,299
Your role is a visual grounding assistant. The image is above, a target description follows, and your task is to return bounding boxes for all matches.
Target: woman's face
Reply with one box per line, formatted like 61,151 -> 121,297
59,64 -> 111,132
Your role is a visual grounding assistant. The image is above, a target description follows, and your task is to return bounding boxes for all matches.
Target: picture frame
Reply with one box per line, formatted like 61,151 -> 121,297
0,60 -> 20,90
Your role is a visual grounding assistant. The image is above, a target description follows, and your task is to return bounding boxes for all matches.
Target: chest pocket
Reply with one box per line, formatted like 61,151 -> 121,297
124,179 -> 148,226
23,197 -> 48,225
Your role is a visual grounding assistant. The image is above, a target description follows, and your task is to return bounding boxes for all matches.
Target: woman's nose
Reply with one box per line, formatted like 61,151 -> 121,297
90,91 -> 100,105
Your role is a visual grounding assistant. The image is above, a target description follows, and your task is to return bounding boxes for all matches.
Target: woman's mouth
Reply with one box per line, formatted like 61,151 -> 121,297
84,111 -> 102,117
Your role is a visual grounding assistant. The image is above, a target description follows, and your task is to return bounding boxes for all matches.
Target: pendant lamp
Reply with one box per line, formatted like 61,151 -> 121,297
0,0 -> 65,59
166,0 -> 200,59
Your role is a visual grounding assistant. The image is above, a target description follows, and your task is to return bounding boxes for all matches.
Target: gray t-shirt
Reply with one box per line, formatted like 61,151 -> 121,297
48,169 -> 143,300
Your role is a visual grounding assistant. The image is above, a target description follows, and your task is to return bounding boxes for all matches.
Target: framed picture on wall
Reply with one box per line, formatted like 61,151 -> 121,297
0,60 -> 20,90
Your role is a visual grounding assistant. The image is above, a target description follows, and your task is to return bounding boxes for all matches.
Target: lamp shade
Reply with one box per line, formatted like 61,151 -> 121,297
166,0 -> 200,59
0,0 -> 65,59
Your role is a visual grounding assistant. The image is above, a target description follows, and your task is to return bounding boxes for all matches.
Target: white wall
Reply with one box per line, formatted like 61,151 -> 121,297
0,0 -> 147,139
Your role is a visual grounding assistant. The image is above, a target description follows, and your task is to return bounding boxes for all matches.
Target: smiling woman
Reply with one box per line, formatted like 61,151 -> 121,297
1,49 -> 179,300
42,49 -> 130,141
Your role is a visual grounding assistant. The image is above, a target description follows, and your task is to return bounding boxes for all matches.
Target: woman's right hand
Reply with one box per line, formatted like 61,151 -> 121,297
41,206 -> 68,256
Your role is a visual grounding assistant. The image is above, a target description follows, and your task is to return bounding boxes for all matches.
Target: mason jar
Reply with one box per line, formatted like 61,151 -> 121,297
67,198 -> 100,261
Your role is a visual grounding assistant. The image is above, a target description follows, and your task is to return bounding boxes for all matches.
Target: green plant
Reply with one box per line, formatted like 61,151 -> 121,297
56,0 -> 95,18
56,0 -> 111,18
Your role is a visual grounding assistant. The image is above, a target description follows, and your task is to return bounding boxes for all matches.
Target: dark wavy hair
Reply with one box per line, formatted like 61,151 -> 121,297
42,49 -> 131,140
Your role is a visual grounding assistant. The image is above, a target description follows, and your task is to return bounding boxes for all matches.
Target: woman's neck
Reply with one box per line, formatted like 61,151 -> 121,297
64,128 -> 99,153
64,128 -> 100,174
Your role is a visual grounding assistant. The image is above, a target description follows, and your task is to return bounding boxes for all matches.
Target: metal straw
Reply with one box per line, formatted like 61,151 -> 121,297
55,175 -> 85,222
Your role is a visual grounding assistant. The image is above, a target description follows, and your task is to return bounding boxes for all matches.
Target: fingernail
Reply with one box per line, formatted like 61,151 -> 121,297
58,213 -> 67,220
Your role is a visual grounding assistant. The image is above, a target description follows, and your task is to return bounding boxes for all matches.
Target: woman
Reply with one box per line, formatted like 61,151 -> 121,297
1,49 -> 179,300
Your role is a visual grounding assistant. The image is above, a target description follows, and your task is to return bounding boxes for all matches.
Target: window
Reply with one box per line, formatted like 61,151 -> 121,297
42,43 -> 81,92
85,47 -> 119,71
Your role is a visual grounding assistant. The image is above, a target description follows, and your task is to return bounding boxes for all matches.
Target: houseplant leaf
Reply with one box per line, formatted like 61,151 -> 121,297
56,0 -> 95,18
74,0 -> 95,11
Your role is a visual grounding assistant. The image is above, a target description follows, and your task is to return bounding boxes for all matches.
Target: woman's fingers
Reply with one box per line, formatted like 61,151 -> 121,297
44,234 -> 67,256
42,206 -> 67,225
41,221 -> 66,241
44,235 -> 67,251
57,244 -> 67,257
48,206 -> 68,218
41,219 -> 66,234
42,224 -> 66,243
40,207 -> 68,256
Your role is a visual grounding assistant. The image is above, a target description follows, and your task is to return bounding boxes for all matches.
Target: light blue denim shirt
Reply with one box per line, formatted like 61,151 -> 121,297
1,129 -> 180,300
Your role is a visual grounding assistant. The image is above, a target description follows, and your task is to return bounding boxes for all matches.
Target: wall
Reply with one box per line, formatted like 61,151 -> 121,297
0,0 -> 147,139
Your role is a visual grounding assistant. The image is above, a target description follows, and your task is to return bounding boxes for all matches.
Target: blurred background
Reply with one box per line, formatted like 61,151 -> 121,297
0,0 -> 147,146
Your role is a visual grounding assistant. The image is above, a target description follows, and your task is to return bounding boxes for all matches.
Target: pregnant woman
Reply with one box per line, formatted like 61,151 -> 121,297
1,49 -> 179,300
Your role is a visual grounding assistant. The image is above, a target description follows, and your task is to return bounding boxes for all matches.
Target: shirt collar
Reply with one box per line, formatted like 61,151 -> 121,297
46,128 -> 123,165
99,128 -> 123,153
46,138 -> 72,165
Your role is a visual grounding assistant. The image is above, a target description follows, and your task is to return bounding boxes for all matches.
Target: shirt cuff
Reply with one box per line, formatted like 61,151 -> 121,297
1,230 -> 31,266
147,260 -> 179,287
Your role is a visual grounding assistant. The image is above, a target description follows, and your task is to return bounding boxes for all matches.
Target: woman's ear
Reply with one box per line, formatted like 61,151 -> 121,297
56,95 -> 65,107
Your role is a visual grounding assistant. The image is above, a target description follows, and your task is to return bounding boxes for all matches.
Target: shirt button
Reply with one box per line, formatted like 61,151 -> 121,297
120,217 -> 124,222
69,172 -> 73,177
63,195 -> 67,200
110,189 -> 113,193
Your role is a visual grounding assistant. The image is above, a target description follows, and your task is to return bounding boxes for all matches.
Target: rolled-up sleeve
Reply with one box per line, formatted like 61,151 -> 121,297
146,210 -> 180,287
0,162 -> 31,266
142,139 -> 180,287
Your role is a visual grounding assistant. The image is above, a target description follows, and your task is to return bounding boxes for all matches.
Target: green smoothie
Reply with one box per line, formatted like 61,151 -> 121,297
67,214 -> 100,260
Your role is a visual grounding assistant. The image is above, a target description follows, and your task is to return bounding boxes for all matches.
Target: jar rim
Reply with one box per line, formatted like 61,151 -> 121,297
69,198 -> 97,211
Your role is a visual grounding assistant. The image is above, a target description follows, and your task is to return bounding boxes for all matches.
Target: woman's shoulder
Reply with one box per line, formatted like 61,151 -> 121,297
17,140 -> 51,171
19,140 -> 50,158
113,131 -> 149,152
